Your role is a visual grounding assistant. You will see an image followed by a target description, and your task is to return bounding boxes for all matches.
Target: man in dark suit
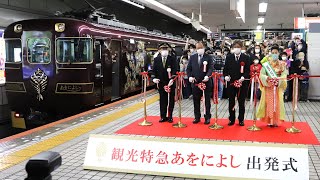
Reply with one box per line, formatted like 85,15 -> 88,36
223,40 -> 250,126
187,42 -> 214,125
153,43 -> 177,123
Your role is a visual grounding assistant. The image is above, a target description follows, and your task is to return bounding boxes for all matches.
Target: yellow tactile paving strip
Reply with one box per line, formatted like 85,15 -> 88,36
0,95 -> 159,171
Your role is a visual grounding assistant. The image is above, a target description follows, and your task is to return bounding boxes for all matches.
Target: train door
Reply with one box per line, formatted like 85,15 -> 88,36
110,40 -> 121,101
93,39 -> 104,105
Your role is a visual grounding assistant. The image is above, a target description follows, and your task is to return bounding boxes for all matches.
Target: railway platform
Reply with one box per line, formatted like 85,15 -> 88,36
0,90 -> 320,180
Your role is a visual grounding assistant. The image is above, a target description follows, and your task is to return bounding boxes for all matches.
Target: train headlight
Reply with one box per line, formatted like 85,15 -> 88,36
14,24 -> 22,33
55,23 -> 65,32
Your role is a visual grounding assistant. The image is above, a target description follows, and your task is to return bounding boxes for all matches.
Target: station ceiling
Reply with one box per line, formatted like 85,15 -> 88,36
0,0 -> 319,31
156,0 -> 320,30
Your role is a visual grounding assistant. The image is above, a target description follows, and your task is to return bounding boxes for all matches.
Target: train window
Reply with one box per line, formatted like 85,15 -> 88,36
5,39 -> 22,63
27,38 -> 51,64
56,38 -> 93,64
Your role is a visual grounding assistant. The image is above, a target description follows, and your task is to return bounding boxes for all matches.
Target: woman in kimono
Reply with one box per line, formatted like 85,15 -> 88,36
257,46 -> 288,127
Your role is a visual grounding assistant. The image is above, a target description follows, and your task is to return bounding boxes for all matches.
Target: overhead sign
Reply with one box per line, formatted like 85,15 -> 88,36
84,135 -> 309,180
294,17 -> 320,29
0,32 -> 5,85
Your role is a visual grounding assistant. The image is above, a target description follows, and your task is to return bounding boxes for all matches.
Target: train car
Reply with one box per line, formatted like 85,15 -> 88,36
4,16 -> 185,128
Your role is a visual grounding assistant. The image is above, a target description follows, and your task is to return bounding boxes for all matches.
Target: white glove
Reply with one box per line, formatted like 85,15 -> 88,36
153,78 -> 160,84
225,76 -> 231,82
203,76 -> 209,82
168,79 -> 174,87
239,76 -> 245,82
189,77 -> 195,83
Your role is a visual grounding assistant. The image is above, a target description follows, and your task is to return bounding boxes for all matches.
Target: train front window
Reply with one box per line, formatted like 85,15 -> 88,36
5,39 -> 22,63
27,38 -> 51,64
56,38 -> 92,64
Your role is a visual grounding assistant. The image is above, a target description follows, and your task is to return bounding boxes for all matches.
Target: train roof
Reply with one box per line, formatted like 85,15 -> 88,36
5,17 -> 186,45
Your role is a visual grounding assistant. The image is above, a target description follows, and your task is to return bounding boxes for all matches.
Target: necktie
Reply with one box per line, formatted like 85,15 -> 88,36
162,57 -> 166,68
236,56 -> 240,62
198,55 -> 202,67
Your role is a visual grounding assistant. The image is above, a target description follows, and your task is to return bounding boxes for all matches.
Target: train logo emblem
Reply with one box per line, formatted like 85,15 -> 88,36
30,68 -> 48,101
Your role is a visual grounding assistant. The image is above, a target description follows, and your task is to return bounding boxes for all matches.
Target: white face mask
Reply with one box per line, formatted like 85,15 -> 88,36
241,50 -> 246,53
234,48 -> 241,55
230,49 -> 235,54
190,48 -> 195,53
224,51 -> 229,55
255,49 -> 260,53
298,44 -> 303,51
254,60 -> 259,64
281,56 -> 287,60
197,48 -> 205,55
161,50 -> 168,57
216,52 -> 222,56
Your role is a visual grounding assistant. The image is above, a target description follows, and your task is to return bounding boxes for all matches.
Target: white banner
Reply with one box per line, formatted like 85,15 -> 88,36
84,135 -> 309,180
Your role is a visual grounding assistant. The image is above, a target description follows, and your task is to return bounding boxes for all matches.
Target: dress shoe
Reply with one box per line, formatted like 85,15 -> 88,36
193,119 -> 200,124
159,118 -> 167,123
168,118 -> 173,123
239,121 -> 245,126
204,119 -> 210,125
228,121 -> 235,126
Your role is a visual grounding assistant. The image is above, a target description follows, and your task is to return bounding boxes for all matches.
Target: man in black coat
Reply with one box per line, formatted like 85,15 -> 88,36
223,40 -> 250,126
187,42 -> 214,125
153,43 -> 177,123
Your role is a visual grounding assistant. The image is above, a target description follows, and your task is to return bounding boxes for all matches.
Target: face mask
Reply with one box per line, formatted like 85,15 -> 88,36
161,50 -> 168,57
234,48 -> 241,55
271,54 -> 279,60
281,56 -> 287,60
190,49 -> 195,53
230,49 -> 235,54
216,52 -> 222,56
224,51 -> 229,55
241,50 -> 246,53
298,45 -> 303,51
254,60 -> 259,64
197,48 -> 205,55
255,49 -> 260,53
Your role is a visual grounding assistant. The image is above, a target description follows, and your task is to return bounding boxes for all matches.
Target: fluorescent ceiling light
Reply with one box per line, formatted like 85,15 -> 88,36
257,25 -> 262,30
137,0 -> 191,23
258,17 -> 265,24
121,0 -> 145,9
259,2 -> 268,13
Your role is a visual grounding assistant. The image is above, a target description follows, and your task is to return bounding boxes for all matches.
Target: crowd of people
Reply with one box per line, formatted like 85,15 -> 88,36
151,36 -> 309,127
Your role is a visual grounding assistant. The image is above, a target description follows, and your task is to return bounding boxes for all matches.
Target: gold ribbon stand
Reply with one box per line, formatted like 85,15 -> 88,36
286,74 -> 301,133
173,72 -> 187,128
209,73 -> 223,130
248,74 -> 261,131
139,72 -> 152,126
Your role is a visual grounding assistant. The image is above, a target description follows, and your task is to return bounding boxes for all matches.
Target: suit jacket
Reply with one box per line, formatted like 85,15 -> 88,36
223,53 -> 250,83
187,53 -> 214,87
153,55 -> 177,87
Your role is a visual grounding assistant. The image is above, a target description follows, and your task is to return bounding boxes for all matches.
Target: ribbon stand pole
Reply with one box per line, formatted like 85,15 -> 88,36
286,73 -> 301,133
139,72 -> 153,126
209,73 -> 223,130
173,72 -> 187,128
247,74 -> 261,131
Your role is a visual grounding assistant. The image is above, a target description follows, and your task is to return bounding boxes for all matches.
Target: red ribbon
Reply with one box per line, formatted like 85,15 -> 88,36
164,85 -> 171,93
232,80 -> 242,88
210,72 -> 224,104
140,72 -> 150,86
269,78 -> 279,87
240,62 -> 245,74
197,82 -> 206,91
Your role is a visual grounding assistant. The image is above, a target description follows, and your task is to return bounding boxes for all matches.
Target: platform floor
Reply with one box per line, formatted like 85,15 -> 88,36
0,90 -> 320,180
